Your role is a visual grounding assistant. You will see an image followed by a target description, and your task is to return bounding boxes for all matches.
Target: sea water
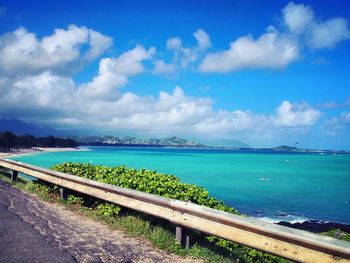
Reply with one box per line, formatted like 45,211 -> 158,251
12,146 -> 350,224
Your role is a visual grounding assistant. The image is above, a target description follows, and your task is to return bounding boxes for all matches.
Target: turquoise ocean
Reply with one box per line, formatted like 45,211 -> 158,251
12,146 -> 350,224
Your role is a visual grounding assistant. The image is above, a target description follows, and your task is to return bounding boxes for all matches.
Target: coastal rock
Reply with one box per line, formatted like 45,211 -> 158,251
277,220 -> 350,233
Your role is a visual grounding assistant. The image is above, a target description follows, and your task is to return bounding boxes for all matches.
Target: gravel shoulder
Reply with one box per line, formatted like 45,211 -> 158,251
0,180 -> 200,263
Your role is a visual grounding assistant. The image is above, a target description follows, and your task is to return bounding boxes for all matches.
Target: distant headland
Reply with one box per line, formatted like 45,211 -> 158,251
1,118 -> 349,154
71,135 -> 204,148
70,135 -> 350,154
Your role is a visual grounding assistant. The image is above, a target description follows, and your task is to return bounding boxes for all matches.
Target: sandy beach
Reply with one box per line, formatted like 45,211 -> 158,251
0,147 -> 83,159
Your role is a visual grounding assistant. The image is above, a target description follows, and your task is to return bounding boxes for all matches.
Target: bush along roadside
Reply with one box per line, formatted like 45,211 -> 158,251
51,162 -> 282,263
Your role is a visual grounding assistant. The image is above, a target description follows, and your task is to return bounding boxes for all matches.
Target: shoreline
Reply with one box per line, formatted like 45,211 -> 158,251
78,144 -> 350,154
252,214 -> 350,233
0,147 -> 83,159
277,220 -> 350,233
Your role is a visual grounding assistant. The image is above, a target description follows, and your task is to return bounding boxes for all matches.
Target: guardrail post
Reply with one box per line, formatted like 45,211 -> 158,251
176,226 -> 190,249
11,170 -> 18,183
59,187 -> 69,200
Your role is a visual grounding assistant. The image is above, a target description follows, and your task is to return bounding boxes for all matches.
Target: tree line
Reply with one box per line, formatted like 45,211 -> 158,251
0,131 -> 77,150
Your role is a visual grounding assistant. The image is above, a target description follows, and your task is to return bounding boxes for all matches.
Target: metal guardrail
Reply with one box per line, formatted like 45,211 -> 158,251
0,158 -> 349,263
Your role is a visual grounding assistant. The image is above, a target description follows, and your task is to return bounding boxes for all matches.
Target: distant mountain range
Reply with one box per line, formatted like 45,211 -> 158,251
4,118 -> 345,152
0,118 -> 97,137
0,118 -> 62,137
201,139 -> 250,148
0,118 -> 205,148
71,135 -> 204,148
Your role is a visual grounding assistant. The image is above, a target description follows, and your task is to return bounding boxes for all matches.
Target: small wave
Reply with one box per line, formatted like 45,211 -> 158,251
254,214 -> 310,224
259,177 -> 269,181
79,147 -> 91,151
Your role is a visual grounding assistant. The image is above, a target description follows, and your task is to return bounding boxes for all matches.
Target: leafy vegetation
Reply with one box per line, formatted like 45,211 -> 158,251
52,162 -> 282,262
321,229 -> 350,242
52,162 -> 238,214
0,131 -> 77,150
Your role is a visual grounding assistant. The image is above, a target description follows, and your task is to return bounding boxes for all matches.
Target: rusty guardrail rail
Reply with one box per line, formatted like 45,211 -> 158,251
0,158 -> 349,262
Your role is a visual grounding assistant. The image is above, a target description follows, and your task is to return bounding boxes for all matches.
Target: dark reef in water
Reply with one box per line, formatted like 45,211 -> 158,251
277,220 -> 350,233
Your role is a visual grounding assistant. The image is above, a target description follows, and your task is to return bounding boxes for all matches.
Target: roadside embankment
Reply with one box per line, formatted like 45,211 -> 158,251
0,179 -> 200,263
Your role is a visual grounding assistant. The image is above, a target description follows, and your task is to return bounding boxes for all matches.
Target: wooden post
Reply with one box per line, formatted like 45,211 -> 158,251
11,170 -> 18,183
176,226 -> 190,249
59,187 -> 69,200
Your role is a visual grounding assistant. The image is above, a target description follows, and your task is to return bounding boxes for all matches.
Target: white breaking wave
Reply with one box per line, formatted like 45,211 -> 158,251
255,214 -> 310,224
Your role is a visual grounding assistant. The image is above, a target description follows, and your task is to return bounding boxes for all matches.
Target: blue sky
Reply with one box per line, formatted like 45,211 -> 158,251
0,0 -> 349,149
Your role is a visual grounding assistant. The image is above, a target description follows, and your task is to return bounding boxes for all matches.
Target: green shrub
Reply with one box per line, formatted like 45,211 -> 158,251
52,162 -> 237,214
97,203 -> 121,217
66,195 -> 84,205
321,229 -> 350,242
52,162 -> 281,263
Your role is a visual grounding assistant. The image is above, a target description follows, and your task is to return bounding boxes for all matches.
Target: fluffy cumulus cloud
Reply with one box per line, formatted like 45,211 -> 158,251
199,28 -> 299,73
274,101 -> 321,127
307,18 -> 350,49
194,29 -> 211,50
0,69 -> 322,144
153,60 -> 176,75
79,45 -> 155,100
0,22 -> 326,146
0,24 -> 112,75
199,1 -> 350,73
154,28 -> 211,74
282,2 -> 315,34
322,111 -> 350,136
282,2 -> 350,49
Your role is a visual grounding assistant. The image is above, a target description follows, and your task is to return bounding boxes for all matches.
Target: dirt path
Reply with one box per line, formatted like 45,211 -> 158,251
0,181 -> 200,263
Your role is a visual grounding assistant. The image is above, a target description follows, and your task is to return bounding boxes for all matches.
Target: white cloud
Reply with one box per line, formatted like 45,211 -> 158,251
166,37 -> 182,50
199,29 -> 299,73
0,67 -> 322,145
79,45 -> 155,100
0,25 -> 112,75
282,2 -> 350,49
166,29 -> 211,52
274,101 -> 321,127
340,111 -> 350,124
308,18 -> 350,49
0,22 -> 332,146
0,44 -> 156,121
322,111 -> 350,135
199,1 -> 350,73
317,101 -> 339,110
0,72 -> 76,119
194,29 -> 211,50
282,2 -> 314,34
160,29 -> 211,73
153,60 -> 176,75
85,30 -> 113,60
322,117 -> 339,136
